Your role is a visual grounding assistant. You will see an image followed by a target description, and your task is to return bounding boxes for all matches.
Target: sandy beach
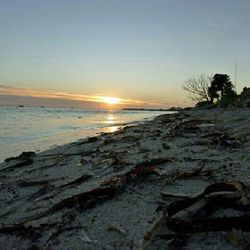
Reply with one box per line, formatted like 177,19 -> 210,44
0,108 -> 250,249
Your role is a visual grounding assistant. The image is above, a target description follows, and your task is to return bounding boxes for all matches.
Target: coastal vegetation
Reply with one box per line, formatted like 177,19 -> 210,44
182,73 -> 249,108
182,74 -> 211,102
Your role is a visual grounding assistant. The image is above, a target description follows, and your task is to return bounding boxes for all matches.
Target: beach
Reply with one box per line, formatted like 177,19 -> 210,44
0,107 -> 170,163
0,108 -> 250,249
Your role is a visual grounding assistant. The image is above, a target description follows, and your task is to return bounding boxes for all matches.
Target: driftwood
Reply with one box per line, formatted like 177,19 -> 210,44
0,160 -> 163,231
139,212 -> 165,250
4,151 -> 35,162
0,159 -> 34,172
141,181 -> 248,248
17,178 -> 58,187
139,181 -> 245,249
165,216 -> 250,233
165,181 -> 244,217
56,173 -> 93,189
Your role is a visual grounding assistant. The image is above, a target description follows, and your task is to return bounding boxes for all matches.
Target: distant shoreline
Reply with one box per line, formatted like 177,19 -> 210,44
1,106 -> 185,112
123,107 -> 182,112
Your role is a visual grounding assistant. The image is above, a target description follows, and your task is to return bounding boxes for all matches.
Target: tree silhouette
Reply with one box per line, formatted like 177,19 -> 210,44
182,74 -> 211,102
208,74 -> 236,103
184,73 -> 237,107
209,74 -> 229,100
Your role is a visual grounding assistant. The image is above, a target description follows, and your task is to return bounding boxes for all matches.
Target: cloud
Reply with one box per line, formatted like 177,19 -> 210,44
0,85 -> 187,108
0,85 -> 144,106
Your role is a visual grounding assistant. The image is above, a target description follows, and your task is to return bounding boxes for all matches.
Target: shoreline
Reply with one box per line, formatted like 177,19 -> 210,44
0,108 -> 171,164
0,108 -> 250,249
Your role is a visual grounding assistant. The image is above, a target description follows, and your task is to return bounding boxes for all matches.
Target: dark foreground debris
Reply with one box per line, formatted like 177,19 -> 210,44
0,109 -> 250,249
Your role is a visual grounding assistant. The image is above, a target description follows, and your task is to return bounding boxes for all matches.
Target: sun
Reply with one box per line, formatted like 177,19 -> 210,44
101,96 -> 120,105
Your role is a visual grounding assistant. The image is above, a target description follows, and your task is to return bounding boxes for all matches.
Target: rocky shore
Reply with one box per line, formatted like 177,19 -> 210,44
0,108 -> 250,249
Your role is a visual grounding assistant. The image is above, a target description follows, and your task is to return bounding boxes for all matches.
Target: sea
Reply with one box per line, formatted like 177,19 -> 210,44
0,107 -> 174,163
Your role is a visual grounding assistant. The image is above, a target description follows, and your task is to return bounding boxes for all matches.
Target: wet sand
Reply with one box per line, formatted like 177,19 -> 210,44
0,108 -> 250,249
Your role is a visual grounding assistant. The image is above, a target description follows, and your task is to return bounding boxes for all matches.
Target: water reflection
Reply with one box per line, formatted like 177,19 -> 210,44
102,114 -> 121,133
104,113 -> 116,124
107,126 -> 120,133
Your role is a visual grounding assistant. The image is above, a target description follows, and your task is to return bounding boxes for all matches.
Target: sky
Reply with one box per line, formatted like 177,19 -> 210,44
0,0 -> 249,108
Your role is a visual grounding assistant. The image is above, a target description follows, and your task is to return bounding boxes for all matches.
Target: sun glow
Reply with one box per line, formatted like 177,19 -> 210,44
101,96 -> 120,105
0,85 -> 149,107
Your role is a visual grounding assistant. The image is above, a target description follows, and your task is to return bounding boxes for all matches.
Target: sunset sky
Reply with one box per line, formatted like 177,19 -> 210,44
0,0 -> 249,108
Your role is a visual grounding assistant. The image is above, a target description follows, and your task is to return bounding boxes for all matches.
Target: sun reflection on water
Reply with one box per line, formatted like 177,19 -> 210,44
108,126 -> 120,133
102,113 -> 121,133
104,114 -> 116,124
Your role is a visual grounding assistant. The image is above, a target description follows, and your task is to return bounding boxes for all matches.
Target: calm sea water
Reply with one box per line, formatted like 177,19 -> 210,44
0,107 -> 173,163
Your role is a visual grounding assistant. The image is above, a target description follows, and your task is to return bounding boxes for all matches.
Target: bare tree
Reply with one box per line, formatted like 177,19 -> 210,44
182,74 -> 212,102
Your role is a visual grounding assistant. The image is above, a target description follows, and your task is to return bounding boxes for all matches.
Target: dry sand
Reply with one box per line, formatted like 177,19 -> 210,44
0,108 -> 250,249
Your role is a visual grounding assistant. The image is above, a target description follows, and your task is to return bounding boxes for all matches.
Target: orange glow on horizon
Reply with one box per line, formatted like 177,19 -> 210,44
0,85 -> 189,108
0,85 -> 142,106
100,96 -> 120,105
